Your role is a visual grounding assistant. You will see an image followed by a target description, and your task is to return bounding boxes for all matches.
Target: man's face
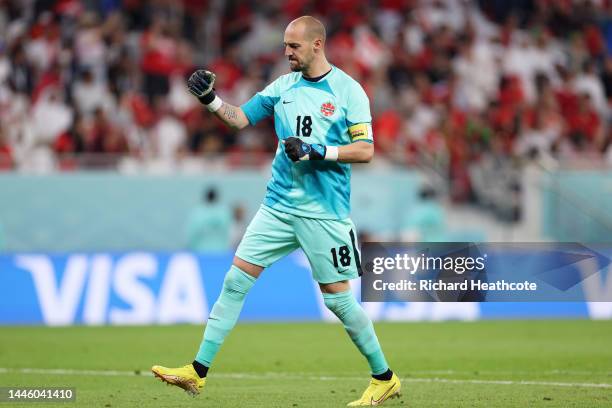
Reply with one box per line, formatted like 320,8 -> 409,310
284,24 -> 315,72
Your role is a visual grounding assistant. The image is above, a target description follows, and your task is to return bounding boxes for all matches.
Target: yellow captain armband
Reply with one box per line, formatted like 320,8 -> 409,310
348,123 -> 373,142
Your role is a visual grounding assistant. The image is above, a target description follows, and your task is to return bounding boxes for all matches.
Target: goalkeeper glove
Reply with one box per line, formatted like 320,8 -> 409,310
187,69 -> 222,111
283,136 -> 328,161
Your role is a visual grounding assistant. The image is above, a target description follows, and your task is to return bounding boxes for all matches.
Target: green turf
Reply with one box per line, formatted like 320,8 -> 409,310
0,321 -> 611,407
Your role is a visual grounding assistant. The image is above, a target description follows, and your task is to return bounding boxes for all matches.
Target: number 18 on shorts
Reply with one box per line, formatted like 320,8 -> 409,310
236,205 -> 362,283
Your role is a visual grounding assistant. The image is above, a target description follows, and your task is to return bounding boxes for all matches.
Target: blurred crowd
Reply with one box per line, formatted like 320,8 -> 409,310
1,0 -> 612,202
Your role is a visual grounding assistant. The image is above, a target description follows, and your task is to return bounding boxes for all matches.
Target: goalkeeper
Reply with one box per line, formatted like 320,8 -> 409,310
152,15 -> 400,406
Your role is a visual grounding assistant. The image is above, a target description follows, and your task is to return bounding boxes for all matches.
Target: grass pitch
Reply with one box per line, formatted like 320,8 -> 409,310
0,321 -> 611,407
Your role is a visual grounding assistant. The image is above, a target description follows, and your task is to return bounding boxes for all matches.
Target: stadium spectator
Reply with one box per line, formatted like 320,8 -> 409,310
151,98 -> 187,163
73,11 -> 107,82
372,109 -> 403,160
0,128 -> 13,170
600,56 -> 612,102
515,107 -> 559,158
71,69 -> 115,115
574,59 -> 608,116
566,92 -> 603,150
6,44 -> 34,95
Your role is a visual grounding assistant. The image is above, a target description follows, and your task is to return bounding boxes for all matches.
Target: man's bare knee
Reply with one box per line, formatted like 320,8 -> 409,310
233,256 -> 264,279
319,280 -> 350,294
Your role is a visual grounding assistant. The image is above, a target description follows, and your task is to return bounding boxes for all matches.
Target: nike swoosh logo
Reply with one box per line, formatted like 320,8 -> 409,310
371,384 -> 396,405
282,100 -> 293,104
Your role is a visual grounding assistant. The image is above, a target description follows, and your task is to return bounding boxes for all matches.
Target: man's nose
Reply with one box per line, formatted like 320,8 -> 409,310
285,46 -> 292,56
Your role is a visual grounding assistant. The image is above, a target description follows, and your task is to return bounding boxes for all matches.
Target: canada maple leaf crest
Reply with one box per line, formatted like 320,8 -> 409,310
320,102 -> 336,117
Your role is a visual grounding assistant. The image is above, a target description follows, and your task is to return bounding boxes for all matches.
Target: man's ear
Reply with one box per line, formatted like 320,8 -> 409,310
313,38 -> 323,52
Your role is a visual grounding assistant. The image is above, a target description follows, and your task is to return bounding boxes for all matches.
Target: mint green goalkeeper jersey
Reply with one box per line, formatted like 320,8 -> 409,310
241,66 -> 373,220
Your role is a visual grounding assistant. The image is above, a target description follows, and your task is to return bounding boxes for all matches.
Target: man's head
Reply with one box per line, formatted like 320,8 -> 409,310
204,187 -> 218,204
284,16 -> 326,73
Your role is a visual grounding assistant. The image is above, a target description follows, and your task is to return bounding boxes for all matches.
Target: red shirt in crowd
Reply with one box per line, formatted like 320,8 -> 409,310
566,107 -> 600,141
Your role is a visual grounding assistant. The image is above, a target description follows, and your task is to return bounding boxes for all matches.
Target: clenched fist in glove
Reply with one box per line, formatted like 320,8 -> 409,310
187,69 -> 218,106
283,137 -> 327,161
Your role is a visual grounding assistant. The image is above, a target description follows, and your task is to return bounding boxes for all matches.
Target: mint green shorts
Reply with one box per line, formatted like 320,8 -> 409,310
236,205 -> 362,284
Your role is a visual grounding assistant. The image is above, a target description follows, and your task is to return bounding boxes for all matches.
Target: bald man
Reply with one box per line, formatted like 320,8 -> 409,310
152,16 -> 401,406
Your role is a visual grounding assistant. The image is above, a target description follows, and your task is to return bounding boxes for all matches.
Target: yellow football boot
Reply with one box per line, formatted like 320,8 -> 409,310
347,372 -> 401,406
151,364 -> 205,396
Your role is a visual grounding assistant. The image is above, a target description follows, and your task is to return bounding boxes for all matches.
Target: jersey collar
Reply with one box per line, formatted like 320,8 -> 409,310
301,66 -> 334,83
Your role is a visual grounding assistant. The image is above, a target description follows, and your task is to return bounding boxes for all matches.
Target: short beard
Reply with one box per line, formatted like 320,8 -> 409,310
289,56 -> 311,73
289,61 -> 304,72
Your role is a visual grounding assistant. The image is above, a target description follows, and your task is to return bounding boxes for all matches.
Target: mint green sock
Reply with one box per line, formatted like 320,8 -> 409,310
195,265 -> 256,367
323,290 -> 389,375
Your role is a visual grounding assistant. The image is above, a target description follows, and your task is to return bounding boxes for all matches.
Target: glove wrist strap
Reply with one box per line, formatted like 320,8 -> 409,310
206,95 -> 223,112
198,88 -> 217,105
324,146 -> 339,161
